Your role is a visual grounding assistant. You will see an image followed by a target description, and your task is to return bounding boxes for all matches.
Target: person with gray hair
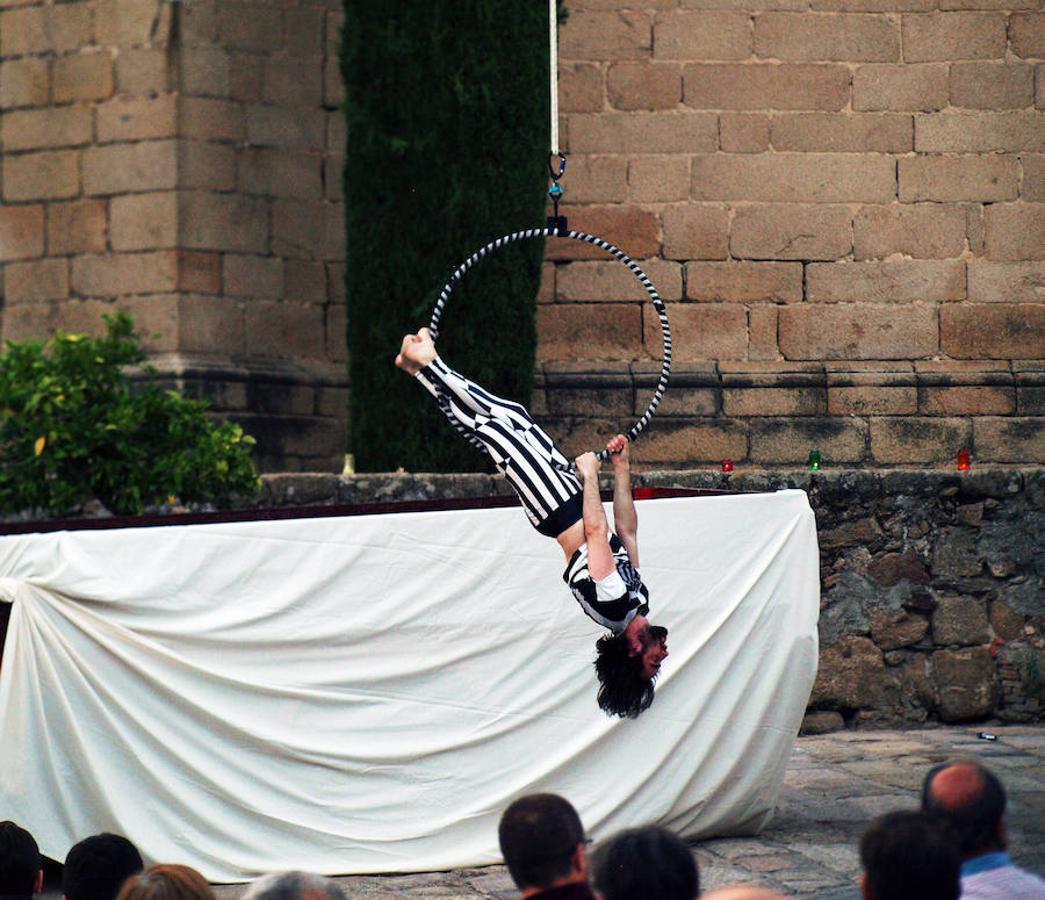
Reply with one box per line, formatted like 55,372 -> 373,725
241,872 -> 346,900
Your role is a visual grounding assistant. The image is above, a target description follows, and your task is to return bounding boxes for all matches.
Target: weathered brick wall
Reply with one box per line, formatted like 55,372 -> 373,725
0,0 -> 347,471
536,1 -> 1044,468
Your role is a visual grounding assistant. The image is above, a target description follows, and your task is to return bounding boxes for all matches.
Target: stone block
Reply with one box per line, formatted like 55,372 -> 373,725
557,259 -> 682,302
536,304 -> 643,361
559,9 -> 651,60
180,192 -> 270,254
237,148 -> 323,201
807,260 -> 965,302
243,302 -> 326,360
110,192 -> 177,251
555,156 -> 627,204
651,303 -> 747,360
902,12 -> 1007,62
263,54 -> 323,108
71,251 -> 179,297
246,105 -> 326,150
638,420 -> 749,464
96,95 -> 178,143
178,0 -> 218,46
177,294 -> 246,355
932,647 -> 996,722
628,155 -> 690,203
560,64 -> 604,113
0,204 -> 43,261
178,141 -> 236,191
545,206 -> 659,260
918,386 -> 1015,416
686,261 -> 803,302
224,254 -> 283,300
683,63 -> 850,110
229,52 -> 264,103
662,204 -> 729,260
47,199 -> 107,256
285,5 -> 323,57
323,156 -> 344,203
949,63 -> 1035,110
853,63 -> 948,111
95,0 -> 165,46
326,111 -> 346,154
749,417 -> 868,463
869,417 -> 971,464
326,263 -> 345,304
1,301 -> 57,342
967,261 -> 1045,302
868,549 -> 930,587
3,150 -> 80,201
899,156 -> 1019,202
324,305 -> 347,365
755,12 -> 900,61
827,367 -> 918,415
53,52 -> 115,104
218,3 -> 283,52
323,57 -> 344,109
719,114 -> 770,152
180,97 -> 245,142
749,305 -> 780,360
990,601 -> 1025,641
780,305 -> 938,359
690,154 -> 896,202
177,251 -> 221,295
942,305 -> 1043,358
0,3 -> 90,55
870,608 -> 929,650
271,200 -> 344,261
730,205 -> 852,261
984,203 -> 1045,260
115,48 -> 169,96
973,417 -> 1045,463
933,596 -> 991,646
854,204 -> 966,259
83,141 -> 178,195
606,62 -> 681,110
282,259 -> 327,303
723,385 -> 827,416
800,711 -> 845,735
0,58 -> 49,110
568,112 -> 718,154
1,107 -> 92,151
770,113 -> 912,152
810,637 -> 888,709
1022,156 -> 1045,203
653,11 -> 751,59
915,111 -> 1044,152
3,257 -> 68,302
1009,12 -> 1045,59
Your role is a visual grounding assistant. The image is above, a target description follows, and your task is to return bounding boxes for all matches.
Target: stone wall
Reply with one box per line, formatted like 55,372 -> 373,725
535,0 -> 1044,468
259,466 -> 1045,725
0,0 -> 347,471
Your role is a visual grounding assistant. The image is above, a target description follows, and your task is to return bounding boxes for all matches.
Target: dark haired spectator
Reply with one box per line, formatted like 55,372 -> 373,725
498,794 -> 595,899
115,864 -> 214,900
0,821 -> 42,900
859,810 -> 960,900
63,834 -> 143,900
922,760 -> 1045,899
242,872 -> 345,900
590,826 -> 698,900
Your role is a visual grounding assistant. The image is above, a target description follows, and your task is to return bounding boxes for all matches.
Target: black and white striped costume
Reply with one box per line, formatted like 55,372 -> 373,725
416,357 -> 651,628
416,358 -> 583,536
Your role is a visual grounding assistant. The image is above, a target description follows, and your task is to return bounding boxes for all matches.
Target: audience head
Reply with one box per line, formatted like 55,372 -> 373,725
115,865 -> 214,900
921,760 -> 1007,858
241,872 -> 345,900
700,889 -> 788,900
590,826 -> 698,900
498,793 -> 588,894
859,810 -> 960,900
0,821 -> 42,899
63,834 -> 144,900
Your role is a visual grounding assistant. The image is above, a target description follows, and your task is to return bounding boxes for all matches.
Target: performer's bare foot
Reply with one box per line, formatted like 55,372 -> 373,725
395,328 -> 438,374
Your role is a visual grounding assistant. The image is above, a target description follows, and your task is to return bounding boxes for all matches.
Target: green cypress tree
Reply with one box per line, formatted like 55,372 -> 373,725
342,4 -> 552,472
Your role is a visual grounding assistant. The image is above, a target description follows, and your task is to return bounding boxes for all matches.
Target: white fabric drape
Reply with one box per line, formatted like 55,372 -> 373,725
0,490 -> 819,881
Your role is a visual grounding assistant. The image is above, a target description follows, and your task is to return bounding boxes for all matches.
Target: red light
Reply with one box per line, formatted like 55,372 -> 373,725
633,487 -> 655,500
721,458 -> 734,472
957,448 -> 971,471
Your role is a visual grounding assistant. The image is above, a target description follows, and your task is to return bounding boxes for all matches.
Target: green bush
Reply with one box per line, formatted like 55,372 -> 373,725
0,312 -> 260,516
342,2 -> 555,472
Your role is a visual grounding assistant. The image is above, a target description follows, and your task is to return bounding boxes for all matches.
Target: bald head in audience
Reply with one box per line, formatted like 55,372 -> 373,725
700,888 -> 787,899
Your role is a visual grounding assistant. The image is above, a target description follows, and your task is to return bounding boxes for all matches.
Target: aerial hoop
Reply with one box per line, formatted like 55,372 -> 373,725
429,226 -> 672,466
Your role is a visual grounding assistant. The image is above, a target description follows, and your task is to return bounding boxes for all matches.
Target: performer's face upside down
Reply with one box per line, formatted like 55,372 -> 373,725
630,618 -> 669,680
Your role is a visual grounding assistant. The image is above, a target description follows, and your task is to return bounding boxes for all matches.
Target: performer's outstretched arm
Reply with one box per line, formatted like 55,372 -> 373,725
576,452 -> 614,580
608,435 -> 639,568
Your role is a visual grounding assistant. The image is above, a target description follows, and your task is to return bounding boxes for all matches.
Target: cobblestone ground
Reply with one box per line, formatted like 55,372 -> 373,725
204,724 -> 1041,899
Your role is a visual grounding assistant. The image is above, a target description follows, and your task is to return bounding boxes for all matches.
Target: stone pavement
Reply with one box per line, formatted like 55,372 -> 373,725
209,723 -> 1044,899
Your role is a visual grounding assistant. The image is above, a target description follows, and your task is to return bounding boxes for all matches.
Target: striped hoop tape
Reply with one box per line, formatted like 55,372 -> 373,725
430,227 -> 672,468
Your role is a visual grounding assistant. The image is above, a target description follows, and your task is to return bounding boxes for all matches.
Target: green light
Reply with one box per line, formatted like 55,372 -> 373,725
808,449 -> 821,470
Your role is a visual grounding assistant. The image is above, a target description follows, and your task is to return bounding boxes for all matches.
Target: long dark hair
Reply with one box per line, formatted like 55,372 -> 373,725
593,634 -> 656,718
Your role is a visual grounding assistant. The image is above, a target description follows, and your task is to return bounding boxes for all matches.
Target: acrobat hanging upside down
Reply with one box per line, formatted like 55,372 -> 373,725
396,328 -> 668,718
